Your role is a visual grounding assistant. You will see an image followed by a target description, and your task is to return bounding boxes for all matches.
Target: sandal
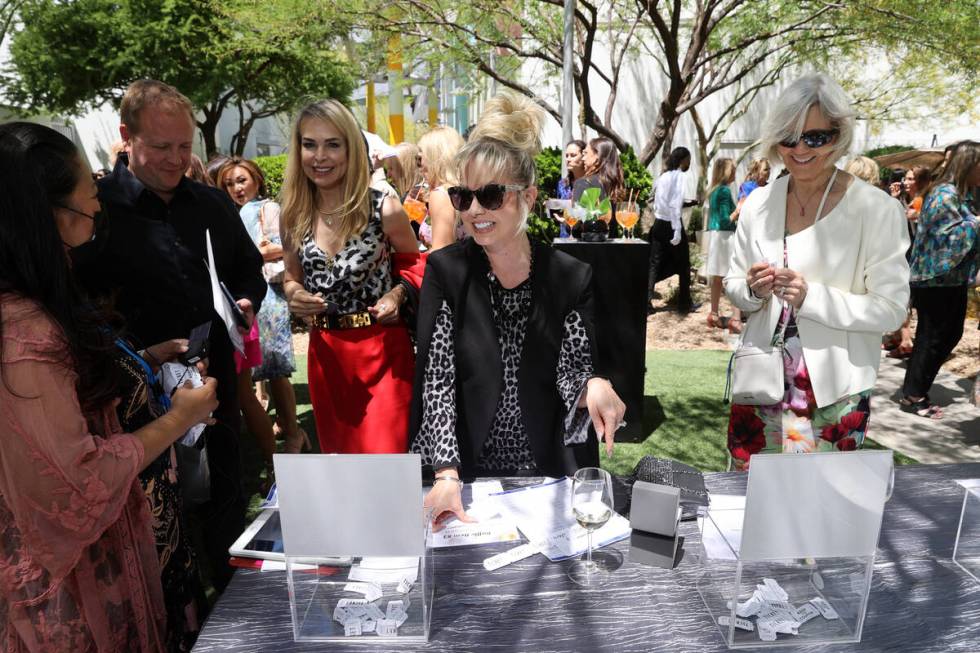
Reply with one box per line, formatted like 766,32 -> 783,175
727,317 -> 743,335
899,396 -> 943,419
707,312 -> 722,328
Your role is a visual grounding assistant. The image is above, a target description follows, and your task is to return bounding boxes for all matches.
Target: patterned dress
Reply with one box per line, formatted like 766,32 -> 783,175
0,295 -> 167,652
413,251 -> 594,473
115,344 -> 202,653
298,190 -> 415,453
239,199 -> 296,381
727,242 -> 871,471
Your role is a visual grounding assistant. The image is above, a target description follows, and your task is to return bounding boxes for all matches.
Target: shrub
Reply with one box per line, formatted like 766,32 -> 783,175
255,154 -> 287,200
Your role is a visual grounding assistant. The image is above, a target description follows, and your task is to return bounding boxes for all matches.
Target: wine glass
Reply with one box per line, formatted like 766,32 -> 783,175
567,467 -> 615,587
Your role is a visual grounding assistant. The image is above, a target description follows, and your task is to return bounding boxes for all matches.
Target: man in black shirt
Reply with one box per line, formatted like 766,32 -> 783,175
75,80 -> 265,592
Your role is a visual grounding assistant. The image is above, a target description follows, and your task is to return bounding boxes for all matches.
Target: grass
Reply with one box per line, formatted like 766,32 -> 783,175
240,350 -> 918,516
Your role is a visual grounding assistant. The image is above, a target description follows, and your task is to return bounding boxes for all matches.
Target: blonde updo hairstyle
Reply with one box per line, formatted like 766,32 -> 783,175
280,98 -> 372,250
455,92 -> 544,231
417,126 -> 464,188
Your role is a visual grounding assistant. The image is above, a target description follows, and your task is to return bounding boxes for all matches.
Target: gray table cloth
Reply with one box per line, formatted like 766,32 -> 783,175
193,463 -> 980,652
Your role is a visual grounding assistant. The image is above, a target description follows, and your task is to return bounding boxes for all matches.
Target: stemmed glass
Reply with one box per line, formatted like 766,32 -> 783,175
615,201 -> 640,239
567,467 -> 615,587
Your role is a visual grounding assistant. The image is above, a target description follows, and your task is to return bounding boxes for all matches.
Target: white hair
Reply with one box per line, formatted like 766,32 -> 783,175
760,73 -> 856,165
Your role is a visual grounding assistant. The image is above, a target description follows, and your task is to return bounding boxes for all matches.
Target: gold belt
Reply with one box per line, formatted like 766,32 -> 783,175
311,311 -> 375,330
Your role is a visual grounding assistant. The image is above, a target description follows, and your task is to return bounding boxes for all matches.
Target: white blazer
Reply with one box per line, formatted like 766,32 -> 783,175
724,173 -> 911,408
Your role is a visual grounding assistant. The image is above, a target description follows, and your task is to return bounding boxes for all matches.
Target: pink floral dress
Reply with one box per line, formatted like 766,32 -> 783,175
727,244 -> 872,471
0,296 -> 166,652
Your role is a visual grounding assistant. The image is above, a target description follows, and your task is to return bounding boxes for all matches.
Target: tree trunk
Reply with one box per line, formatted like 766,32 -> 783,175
690,106 -> 710,204
198,105 -> 222,159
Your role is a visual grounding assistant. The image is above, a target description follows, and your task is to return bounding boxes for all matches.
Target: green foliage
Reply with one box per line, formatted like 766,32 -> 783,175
621,147 -> 653,201
575,187 -> 611,222
4,0 -> 354,154
688,206 -> 704,236
255,154 -> 287,200
526,212 -> 559,246
535,147 -> 563,197
864,145 -> 915,159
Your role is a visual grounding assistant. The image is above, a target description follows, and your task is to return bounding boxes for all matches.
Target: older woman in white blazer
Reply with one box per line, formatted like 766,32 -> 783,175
724,74 -> 910,470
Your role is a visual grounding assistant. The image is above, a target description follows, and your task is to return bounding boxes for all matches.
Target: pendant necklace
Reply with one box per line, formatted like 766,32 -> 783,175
317,205 -> 343,228
790,172 -> 834,218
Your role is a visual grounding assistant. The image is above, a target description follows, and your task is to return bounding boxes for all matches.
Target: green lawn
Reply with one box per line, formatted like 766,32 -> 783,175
242,350 -> 916,516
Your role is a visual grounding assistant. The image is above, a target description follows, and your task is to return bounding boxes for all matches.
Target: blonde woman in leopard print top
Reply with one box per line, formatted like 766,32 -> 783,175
409,93 -> 626,529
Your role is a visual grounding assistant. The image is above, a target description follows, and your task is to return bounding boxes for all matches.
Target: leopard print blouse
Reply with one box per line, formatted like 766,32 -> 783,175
413,265 -> 594,472
298,189 -> 392,313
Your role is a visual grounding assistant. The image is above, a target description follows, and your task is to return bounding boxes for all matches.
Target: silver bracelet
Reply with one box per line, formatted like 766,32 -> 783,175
434,476 -> 463,488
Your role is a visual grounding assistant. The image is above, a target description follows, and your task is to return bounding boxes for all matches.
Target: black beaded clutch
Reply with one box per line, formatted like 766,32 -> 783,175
627,456 -> 709,520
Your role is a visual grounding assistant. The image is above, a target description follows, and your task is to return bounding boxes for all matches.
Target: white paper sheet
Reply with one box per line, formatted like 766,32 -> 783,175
205,229 -> 245,355
348,557 -> 419,585
426,480 -> 521,548
700,494 -> 745,561
491,477 -> 631,561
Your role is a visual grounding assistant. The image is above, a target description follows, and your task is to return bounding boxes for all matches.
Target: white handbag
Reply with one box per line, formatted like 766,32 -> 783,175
725,310 -> 789,405
725,332 -> 787,405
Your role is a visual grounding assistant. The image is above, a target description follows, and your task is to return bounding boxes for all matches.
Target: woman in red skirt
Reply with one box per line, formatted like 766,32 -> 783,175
280,99 -> 422,453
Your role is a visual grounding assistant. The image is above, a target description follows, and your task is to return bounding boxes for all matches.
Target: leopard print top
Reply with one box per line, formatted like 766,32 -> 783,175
413,266 -> 594,472
298,189 -> 392,313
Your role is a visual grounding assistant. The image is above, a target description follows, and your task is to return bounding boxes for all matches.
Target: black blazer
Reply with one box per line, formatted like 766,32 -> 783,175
409,238 -> 603,478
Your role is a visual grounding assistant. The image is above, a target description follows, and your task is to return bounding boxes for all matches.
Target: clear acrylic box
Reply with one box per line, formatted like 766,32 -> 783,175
285,522 -> 434,643
953,481 -> 980,582
696,507 -> 875,648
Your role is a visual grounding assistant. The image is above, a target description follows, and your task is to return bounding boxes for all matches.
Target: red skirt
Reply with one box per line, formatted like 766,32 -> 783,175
307,322 -> 414,453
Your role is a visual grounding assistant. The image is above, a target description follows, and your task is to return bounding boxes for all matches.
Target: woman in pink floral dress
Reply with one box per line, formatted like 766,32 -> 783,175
0,122 -> 217,651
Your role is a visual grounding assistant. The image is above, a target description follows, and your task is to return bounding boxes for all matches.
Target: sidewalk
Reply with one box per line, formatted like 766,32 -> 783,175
870,353 -> 980,464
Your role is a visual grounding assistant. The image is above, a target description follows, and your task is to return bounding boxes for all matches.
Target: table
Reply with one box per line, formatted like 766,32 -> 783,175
553,239 -> 649,443
194,463 -> 980,652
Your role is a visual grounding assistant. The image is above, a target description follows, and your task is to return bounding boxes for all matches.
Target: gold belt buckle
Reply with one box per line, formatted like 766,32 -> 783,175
339,312 -> 371,329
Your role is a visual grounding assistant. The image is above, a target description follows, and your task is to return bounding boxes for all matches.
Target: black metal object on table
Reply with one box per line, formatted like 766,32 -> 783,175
553,239 -> 649,444
194,463 -> 980,652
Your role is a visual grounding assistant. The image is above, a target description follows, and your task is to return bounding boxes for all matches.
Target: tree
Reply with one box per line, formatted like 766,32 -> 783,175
3,0 -> 355,156
0,0 -> 23,48
352,0 -> 978,167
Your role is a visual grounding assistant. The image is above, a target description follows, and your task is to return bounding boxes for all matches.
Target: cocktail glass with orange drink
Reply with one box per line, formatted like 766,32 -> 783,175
403,196 -> 427,224
616,201 -> 640,239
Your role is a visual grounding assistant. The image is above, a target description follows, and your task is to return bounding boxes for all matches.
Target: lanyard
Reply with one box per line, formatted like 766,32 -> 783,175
114,338 -> 172,411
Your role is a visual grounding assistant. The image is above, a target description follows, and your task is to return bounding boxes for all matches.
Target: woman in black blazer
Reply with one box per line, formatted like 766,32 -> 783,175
409,93 -> 626,527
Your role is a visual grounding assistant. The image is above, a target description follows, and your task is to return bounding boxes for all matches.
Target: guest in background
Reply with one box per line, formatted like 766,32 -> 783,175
410,93 -> 625,526
0,121 -> 218,652
218,157 -> 308,482
558,139 -> 587,200
648,146 -> 697,313
556,139 -> 586,237
281,99 -> 420,454
383,142 -> 424,201
901,142 -> 980,418
206,154 -> 229,187
186,153 -> 208,184
705,157 -> 741,333
903,165 -> 933,223
418,126 -> 465,250
737,158 -> 771,202
843,155 -> 880,185
724,73 -> 910,470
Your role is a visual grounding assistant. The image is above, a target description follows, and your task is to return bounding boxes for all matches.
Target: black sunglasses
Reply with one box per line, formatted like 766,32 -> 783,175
779,129 -> 839,149
447,184 -> 526,211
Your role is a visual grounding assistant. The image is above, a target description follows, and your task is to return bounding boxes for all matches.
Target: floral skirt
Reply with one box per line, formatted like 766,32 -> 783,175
727,328 -> 871,471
